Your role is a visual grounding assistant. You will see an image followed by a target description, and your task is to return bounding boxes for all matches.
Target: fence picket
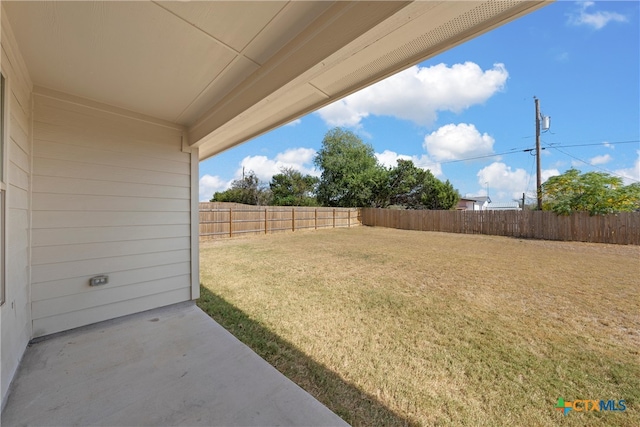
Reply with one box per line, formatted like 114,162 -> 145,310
200,203 -> 639,245
360,208 -> 639,245
199,202 -> 361,240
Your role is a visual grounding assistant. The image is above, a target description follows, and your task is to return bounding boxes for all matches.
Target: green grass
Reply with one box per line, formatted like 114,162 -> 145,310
198,227 -> 639,426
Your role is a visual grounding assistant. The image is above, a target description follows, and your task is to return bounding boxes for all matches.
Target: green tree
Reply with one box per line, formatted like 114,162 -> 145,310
269,167 -> 319,206
314,129 -> 460,209
373,159 -> 421,208
542,168 -> 640,215
211,170 -> 271,205
420,172 -> 460,210
374,159 -> 459,210
314,128 -> 384,207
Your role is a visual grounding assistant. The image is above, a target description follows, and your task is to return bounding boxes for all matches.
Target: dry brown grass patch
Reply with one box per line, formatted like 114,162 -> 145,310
199,227 -> 639,426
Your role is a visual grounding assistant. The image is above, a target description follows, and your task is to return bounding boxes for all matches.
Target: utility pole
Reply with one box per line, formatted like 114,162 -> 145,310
535,97 -> 542,210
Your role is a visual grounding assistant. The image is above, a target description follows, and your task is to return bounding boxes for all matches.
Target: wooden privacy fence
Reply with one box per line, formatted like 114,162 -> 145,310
200,202 -> 361,240
361,208 -> 640,245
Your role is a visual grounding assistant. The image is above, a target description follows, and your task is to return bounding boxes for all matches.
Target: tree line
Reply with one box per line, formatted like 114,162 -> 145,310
211,127 -> 460,210
211,127 -> 640,215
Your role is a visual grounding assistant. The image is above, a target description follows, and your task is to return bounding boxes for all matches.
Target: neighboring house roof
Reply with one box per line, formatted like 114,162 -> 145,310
485,202 -> 521,210
460,196 -> 491,203
3,1 -> 549,160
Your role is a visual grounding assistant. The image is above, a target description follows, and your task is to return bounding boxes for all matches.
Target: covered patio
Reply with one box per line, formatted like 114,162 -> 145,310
2,302 -> 347,426
1,1 -> 549,425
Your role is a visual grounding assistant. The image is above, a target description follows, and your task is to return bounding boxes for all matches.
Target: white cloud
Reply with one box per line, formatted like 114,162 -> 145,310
316,62 -> 508,128
477,162 -> 559,201
542,168 -> 561,183
375,150 -> 410,169
375,150 -> 442,177
571,154 -> 615,168
274,147 -> 316,165
568,1 -> 628,30
603,141 -> 614,149
614,151 -> 640,185
589,154 -> 612,165
477,162 -> 528,200
237,147 -> 319,183
285,119 -> 301,127
423,123 -> 495,161
317,103 -> 369,128
199,174 -> 231,201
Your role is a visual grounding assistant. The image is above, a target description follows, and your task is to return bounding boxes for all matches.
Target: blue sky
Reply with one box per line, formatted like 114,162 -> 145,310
199,1 -> 640,203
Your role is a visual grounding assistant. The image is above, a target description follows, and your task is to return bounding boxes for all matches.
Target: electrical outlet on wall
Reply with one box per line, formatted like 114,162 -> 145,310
90,275 -> 109,286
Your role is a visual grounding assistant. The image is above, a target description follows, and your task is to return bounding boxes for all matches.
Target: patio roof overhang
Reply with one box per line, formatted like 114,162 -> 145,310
3,1 -> 550,161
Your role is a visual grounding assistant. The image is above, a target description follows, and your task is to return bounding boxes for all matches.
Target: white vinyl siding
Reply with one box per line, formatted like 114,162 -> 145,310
31,91 -> 192,338
1,9 -> 33,406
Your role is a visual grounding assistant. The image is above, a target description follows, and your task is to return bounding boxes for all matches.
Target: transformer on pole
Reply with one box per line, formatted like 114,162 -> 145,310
534,97 -> 550,210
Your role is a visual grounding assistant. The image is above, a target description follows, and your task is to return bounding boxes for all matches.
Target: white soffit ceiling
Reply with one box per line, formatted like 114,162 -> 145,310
4,1 -> 238,123
2,1 -> 550,161
193,0 -> 550,160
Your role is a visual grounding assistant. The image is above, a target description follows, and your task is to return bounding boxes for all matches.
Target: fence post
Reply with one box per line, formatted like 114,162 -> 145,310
315,208 -> 318,230
229,208 -> 233,238
292,207 -> 295,232
333,209 -> 336,228
348,209 -> 351,227
265,208 -> 268,234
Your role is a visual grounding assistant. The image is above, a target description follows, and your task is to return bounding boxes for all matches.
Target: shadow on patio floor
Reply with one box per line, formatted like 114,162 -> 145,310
197,285 -> 419,427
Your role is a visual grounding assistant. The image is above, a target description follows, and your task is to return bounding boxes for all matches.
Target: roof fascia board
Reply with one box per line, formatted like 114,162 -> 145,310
195,0 -> 551,160
188,1 -> 410,146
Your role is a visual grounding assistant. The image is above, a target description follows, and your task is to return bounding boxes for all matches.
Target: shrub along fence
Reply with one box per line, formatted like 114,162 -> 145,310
200,202 -> 360,240
361,208 -> 640,245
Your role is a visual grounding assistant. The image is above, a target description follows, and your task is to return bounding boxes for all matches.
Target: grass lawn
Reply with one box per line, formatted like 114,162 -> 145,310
198,227 -> 639,426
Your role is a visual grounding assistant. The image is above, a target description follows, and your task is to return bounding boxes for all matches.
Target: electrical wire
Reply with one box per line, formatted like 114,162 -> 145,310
525,153 -> 536,196
437,139 -> 638,166
506,139 -> 638,153
543,143 -> 639,183
545,140 -> 639,149
438,150 -> 523,165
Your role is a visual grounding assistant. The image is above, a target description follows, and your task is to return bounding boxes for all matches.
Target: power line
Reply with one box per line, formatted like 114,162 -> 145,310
516,137 -> 637,145
525,153 -> 536,196
506,139 -> 637,152
433,140 -> 638,167
546,140 -> 639,149
544,144 -> 640,183
438,149 -> 525,165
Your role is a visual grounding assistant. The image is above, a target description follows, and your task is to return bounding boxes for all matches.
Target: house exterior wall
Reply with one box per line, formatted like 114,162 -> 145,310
30,90 -> 194,338
1,10 -> 33,406
457,200 -> 475,211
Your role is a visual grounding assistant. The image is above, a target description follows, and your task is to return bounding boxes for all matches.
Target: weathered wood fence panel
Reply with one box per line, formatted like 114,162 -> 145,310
361,209 -> 640,245
200,202 -> 360,240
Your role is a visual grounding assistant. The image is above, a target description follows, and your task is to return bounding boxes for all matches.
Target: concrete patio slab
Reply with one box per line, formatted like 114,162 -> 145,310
1,302 -> 348,426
